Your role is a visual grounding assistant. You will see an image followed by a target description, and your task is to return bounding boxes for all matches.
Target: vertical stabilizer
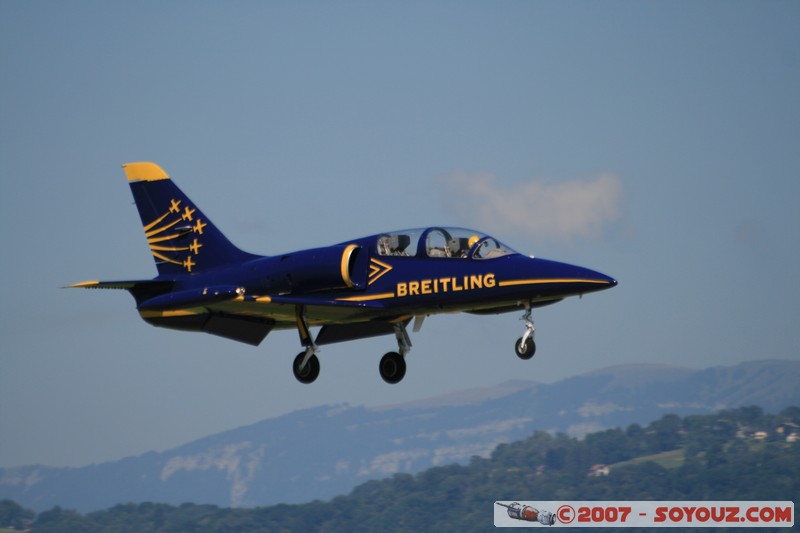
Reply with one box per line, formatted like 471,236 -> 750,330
123,162 -> 259,276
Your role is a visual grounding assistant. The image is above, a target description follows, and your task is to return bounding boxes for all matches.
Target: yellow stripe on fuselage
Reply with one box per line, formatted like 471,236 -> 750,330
337,278 -> 609,302
336,292 -> 396,302
498,278 -> 613,287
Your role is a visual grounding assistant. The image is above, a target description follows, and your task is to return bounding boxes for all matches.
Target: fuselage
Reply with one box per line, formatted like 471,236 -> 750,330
143,227 -> 616,331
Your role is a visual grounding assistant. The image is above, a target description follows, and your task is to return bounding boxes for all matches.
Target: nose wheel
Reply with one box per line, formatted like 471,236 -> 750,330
515,337 -> 536,359
379,352 -> 406,384
515,306 -> 536,360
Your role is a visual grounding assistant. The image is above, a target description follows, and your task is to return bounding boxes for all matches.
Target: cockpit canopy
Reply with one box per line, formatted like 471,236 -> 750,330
376,227 -> 517,260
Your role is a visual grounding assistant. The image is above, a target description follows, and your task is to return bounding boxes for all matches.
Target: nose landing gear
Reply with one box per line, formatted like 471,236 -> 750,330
379,351 -> 406,384
514,306 -> 536,360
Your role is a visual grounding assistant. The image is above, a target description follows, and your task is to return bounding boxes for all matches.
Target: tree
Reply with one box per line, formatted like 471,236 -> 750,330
648,413 -> 682,452
0,499 -> 34,530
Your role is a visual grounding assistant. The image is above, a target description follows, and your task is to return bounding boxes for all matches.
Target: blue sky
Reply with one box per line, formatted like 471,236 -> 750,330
1,1 -> 798,468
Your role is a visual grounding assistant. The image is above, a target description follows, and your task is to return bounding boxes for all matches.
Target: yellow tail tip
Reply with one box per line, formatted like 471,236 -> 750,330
123,162 -> 170,182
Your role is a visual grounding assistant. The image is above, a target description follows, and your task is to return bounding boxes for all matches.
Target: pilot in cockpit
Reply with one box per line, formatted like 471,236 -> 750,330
378,234 -> 410,256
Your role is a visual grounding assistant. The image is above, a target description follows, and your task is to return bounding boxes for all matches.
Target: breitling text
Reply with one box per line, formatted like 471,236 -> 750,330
396,273 -> 496,297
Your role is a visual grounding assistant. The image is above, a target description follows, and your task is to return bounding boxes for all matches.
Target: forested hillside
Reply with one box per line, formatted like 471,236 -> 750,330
4,405 -> 798,532
5,360 -> 798,514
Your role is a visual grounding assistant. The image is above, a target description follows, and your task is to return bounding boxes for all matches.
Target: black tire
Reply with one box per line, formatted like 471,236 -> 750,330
379,351 -> 406,384
293,352 -> 320,384
514,337 -> 536,360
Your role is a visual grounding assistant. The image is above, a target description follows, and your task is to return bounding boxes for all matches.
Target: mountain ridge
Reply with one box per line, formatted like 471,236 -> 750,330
1,359 -> 798,513
18,405 -> 800,532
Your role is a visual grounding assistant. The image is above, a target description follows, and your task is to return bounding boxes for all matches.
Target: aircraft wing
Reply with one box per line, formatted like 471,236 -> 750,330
209,293 -> 390,323
70,279 -> 397,346
242,294 -> 386,309
205,293 -> 404,347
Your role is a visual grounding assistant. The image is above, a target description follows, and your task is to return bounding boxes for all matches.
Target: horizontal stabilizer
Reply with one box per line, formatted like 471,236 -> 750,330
66,280 -> 161,290
67,279 -> 175,307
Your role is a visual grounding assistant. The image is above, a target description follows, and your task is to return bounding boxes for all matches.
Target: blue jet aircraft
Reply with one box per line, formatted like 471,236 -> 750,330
70,162 -> 617,384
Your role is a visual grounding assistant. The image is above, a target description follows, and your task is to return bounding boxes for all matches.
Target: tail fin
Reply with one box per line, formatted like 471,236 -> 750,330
123,162 -> 259,276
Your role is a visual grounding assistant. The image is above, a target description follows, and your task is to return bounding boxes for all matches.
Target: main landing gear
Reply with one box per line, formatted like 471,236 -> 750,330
293,308 -> 321,384
514,305 -> 536,360
379,323 -> 411,384
293,347 -> 320,384
292,307 -> 412,385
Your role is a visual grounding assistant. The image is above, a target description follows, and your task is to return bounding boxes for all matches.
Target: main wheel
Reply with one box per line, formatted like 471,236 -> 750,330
514,337 -> 536,360
293,352 -> 320,384
379,351 -> 406,384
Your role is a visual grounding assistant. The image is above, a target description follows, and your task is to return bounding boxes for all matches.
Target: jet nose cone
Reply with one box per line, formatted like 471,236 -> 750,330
584,268 -> 617,290
534,258 -> 617,293
583,265 -> 617,288
552,263 -> 617,294
558,261 -> 617,292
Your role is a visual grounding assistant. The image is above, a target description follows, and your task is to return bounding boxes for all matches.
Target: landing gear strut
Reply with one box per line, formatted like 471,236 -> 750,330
379,323 -> 411,384
514,306 -> 536,360
291,307 -> 415,384
293,306 -> 320,384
